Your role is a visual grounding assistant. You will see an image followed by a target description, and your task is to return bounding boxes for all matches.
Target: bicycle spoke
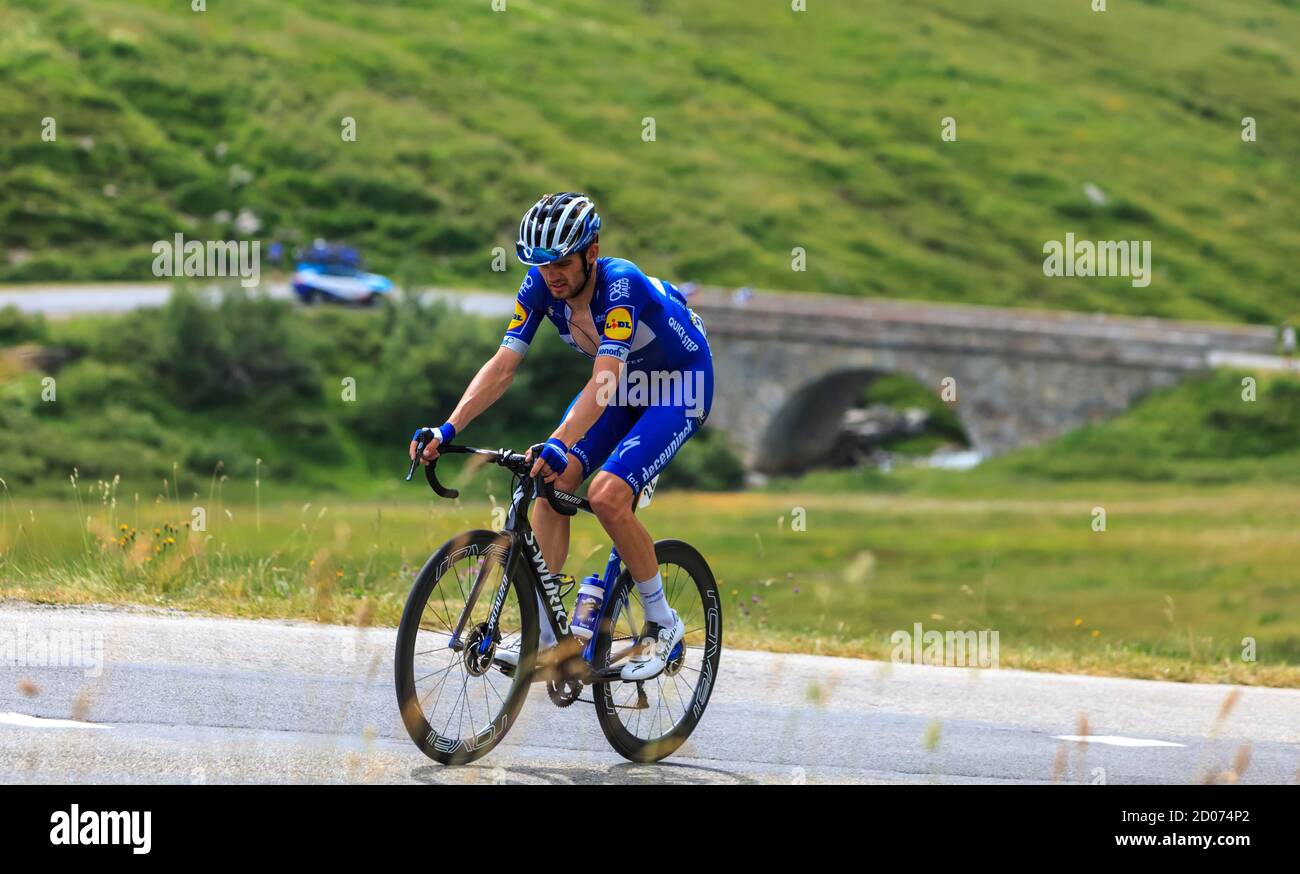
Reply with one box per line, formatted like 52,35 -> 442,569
421,657 -> 459,718
413,660 -> 459,686
405,540 -> 532,752
602,553 -> 722,748
666,563 -> 685,604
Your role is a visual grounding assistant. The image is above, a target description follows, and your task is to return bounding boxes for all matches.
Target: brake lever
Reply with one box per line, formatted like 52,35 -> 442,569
405,428 -> 460,499
405,431 -> 431,481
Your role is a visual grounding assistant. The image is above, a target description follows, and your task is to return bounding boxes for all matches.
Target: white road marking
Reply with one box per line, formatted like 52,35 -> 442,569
0,712 -> 111,730
1053,734 -> 1184,748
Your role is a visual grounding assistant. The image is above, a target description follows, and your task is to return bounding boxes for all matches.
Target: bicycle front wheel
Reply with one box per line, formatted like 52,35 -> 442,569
394,529 -> 537,765
592,539 -> 722,763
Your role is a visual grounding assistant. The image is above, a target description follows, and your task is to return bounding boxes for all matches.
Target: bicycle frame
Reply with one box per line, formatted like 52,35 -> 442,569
435,451 -> 637,681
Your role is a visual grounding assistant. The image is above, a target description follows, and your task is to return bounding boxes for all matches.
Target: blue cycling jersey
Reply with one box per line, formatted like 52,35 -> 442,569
501,257 -> 709,370
499,256 -> 714,495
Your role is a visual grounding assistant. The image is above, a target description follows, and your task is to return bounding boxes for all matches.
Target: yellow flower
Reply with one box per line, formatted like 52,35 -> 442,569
1091,630 -> 1100,638
1073,618 -> 1083,627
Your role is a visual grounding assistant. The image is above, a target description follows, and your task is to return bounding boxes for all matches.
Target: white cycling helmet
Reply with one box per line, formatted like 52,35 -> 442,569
516,192 -> 601,266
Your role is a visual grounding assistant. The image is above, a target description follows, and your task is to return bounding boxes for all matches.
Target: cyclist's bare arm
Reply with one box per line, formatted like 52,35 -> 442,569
529,354 -> 621,480
410,346 -> 523,463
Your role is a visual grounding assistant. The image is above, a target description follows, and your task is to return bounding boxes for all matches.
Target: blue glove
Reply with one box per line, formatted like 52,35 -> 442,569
538,437 -> 569,475
412,423 -> 456,445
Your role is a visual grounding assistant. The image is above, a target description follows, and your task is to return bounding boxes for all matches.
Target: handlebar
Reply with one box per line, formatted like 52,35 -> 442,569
406,431 -> 589,516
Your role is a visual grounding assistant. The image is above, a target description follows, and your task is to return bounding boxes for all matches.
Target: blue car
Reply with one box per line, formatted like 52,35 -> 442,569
292,241 -> 394,306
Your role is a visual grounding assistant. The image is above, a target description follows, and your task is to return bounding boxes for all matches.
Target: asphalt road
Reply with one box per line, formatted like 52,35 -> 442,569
1,603 -> 1296,785
0,282 -> 513,318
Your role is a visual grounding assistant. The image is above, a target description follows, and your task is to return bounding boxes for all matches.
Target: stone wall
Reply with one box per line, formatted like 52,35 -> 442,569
687,290 -> 1276,470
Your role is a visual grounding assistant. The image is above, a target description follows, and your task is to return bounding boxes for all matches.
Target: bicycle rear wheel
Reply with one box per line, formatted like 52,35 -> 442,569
394,529 -> 537,765
592,539 -> 722,763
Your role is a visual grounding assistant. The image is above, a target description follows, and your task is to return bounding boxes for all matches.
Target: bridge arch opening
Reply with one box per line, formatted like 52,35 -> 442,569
756,370 -> 971,474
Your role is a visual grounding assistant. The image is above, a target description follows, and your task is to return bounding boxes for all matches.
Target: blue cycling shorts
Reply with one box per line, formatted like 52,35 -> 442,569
561,355 -> 714,495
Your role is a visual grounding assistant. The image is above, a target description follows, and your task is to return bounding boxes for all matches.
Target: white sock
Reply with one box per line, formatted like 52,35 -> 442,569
635,572 -> 674,628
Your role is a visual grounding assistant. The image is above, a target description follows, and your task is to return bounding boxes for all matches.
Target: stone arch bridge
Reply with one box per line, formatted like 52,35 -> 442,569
686,290 -> 1278,472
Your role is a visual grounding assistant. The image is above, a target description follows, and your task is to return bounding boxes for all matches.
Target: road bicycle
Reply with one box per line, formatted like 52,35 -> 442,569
394,432 -> 722,765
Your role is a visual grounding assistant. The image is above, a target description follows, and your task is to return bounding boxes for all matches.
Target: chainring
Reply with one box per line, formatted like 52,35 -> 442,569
546,678 -> 584,707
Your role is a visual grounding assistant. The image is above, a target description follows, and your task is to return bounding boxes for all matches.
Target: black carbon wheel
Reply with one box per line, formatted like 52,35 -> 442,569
592,540 -> 722,763
394,530 -> 537,765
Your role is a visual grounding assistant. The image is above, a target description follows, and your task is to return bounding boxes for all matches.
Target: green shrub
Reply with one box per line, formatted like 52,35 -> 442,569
138,286 -> 321,412
0,305 -> 48,346
664,428 -> 745,491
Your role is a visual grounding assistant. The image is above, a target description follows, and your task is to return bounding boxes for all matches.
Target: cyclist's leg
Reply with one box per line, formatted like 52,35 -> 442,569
587,408 -> 703,583
587,359 -> 713,620
531,390 -> 638,575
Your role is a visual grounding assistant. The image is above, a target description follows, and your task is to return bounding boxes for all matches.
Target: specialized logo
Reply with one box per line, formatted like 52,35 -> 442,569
509,300 -> 529,330
604,307 -> 633,341
551,489 -> 583,507
523,531 -> 570,634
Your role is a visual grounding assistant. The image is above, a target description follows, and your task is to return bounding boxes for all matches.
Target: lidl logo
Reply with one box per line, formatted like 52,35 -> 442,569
604,307 -> 633,341
509,300 -> 529,330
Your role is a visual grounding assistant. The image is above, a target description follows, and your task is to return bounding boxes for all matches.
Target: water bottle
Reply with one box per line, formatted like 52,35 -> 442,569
570,574 -> 606,640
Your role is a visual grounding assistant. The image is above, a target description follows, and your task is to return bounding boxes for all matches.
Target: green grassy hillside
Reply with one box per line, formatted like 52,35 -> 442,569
2,0 -> 1298,322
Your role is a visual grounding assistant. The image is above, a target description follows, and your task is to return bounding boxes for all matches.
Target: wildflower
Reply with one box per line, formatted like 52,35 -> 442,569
1073,618 -> 1083,627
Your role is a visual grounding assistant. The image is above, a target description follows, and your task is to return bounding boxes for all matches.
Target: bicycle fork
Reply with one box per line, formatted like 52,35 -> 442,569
447,529 -> 569,657
447,534 -> 514,654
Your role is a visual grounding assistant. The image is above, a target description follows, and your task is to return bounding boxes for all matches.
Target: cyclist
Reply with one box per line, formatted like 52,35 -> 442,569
410,192 -> 714,681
